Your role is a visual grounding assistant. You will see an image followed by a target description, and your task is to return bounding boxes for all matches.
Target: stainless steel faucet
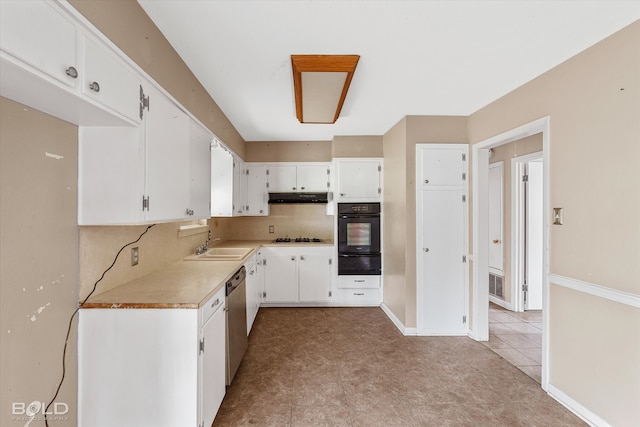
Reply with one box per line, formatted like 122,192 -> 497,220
195,231 -> 212,255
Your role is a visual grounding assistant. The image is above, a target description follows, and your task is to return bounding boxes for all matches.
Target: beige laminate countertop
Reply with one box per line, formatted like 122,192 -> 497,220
81,239 -> 334,309
81,241 -> 268,309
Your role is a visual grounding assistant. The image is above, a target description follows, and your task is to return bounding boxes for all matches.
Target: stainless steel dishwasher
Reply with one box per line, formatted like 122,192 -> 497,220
225,266 -> 248,385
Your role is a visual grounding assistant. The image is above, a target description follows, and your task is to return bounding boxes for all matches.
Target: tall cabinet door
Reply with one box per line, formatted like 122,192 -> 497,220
145,86 -> 190,221
189,121 -> 212,219
417,144 -> 468,335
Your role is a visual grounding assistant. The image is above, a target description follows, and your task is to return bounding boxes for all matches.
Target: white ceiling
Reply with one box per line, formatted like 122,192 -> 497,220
137,1 -> 640,142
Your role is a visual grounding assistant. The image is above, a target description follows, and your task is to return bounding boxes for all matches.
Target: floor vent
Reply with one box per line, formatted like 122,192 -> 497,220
489,273 -> 504,299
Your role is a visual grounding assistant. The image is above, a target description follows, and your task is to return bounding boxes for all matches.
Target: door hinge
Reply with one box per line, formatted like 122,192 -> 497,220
199,338 -> 204,354
139,85 -> 149,119
142,195 -> 150,211
462,172 -> 466,181
523,174 -> 529,182
462,153 -> 466,161
462,255 -> 467,263
463,315 -> 467,324
262,291 -> 267,298
462,195 -> 466,203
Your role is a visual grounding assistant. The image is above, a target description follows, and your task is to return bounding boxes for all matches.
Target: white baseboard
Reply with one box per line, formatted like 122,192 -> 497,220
380,303 -> 416,335
546,383 -> 611,427
489,295 -> 514,310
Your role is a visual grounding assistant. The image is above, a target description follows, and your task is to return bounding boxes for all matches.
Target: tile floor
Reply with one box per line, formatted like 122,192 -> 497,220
484,303 -> 542,384
213,307 -> 583,426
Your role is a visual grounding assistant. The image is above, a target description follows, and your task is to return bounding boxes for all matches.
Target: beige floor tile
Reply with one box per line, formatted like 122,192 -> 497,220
492,348 -> 539,367
494,332 -> 541,348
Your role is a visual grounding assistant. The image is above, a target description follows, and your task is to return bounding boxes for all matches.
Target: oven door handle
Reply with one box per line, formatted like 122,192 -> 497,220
340,214 -> 379,219
338,253 -> 380,257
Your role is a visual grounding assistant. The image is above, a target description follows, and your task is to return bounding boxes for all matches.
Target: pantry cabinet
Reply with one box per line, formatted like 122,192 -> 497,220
263,246 -> 332,304
79,287 -> 226,427
334,158 -> 382,202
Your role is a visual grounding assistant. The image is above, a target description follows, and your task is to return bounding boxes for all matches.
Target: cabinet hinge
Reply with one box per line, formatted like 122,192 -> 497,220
329,291 -> 332,297
378,187 -> 381,194
462,172 -> 466,181
522,284 -> 528,292
327,168 -> 330,175
462,153 -> 466,161
139,85 -> 149,119
327,182 -> 330,189
378,165 -> 382,172
266,182 -> 270,189
142,195 -> 150,211
263,259 -> 267,266
462,195 -> 466,203
523,174 -> 529,182
263,291 -> 267,298
329,258 -> 332,265
463,315 -> 467,324
462,255 -> 467,263
266,169 -> 270,175
199,338 -> 204,354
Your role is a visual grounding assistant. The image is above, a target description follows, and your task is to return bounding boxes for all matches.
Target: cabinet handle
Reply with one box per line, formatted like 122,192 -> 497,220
354,292 -> 365,296
185,208 -> 194,216
211,298 -> 220,308
89,81 -> 100,92
65,66 -> 78,79
354,280 -> 365,283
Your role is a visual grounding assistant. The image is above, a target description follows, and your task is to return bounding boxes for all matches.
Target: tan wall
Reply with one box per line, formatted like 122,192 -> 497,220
245,140 -> 332,162
382,118 -> 408,324
333,135 -> 383,158
0,98 -> 78,426
469,21 -> 640,424
489,134 -> 543,304
224,205 -> 334,241
382,116 -> 468,327
68,0 -> 246,158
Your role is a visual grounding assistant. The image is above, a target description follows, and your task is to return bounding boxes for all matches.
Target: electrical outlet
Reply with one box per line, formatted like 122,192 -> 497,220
131,247 -> 139,266
268,225 -> 274,234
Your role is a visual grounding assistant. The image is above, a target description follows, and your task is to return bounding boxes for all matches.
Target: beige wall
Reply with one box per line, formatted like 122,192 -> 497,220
333,135 -> 383,158
245,140 -> 332,162
382,116 -> 468,328
0,97 -> 78,426
469,21 -> 640,425
489,134 -> 543,304
68,0 -> 246,158
224,205 -> 334,241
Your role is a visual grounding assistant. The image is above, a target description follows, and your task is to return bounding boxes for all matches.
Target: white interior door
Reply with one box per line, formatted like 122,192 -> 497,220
526,160 -> 543,310
488,162 -> 504,273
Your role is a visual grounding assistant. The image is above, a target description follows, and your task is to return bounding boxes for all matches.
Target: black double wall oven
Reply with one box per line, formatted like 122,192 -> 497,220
337,203 -> 381,275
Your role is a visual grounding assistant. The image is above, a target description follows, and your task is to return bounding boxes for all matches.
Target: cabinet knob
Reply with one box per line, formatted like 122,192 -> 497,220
185,208 -> 194,216
65,66 -> 78,79
300,256 -> 305,261
424,248 -> 430,252
301,187 -> 305,190
89,81 -> 100,92
292,187 -> 296,190
425,179 -> 429,184
291,256 -> 296,261
339,193 -> 345,197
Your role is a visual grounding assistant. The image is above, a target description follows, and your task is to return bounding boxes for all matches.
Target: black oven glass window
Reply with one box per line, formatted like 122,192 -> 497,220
347,223 -> 371,246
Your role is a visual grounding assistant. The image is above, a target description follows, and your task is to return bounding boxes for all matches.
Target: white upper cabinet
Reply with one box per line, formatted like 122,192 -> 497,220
267,165 -> 297,192
0,0 -> 78,88
82,35 -> 142,123
246,165 -> 268,216
418,147 -> 466,188
232,156 -> 247,216
189,121 -> 213,219
210,147 -> 234,217
266,163 -> 330,193
144,86 -> 191,222
335,159 -> 382,201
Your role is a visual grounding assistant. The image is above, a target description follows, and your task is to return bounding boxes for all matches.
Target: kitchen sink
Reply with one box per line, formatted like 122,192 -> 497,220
186,247 -> 253,261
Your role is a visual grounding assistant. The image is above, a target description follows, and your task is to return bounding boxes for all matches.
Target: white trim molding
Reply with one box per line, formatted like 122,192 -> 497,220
546,383 -> 612,427
549,274 -> 640,308
380,303 -> 417,335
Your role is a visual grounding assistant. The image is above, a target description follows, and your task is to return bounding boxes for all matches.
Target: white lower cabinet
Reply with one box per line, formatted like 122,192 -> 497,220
245,250 -> 264,334
78,287 -> 226,427
263,247 -> 333,304
336,275 -> 381,304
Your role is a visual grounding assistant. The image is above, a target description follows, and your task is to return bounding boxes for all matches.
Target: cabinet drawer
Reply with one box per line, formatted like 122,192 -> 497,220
335,288 -> 380,303
338,275 -> 380,289
201,287 -> 225,325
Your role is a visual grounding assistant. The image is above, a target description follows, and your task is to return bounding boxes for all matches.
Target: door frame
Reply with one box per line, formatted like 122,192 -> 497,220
416,143 -> 469,336
470,117 -> 550,390
511,151 -> 543,312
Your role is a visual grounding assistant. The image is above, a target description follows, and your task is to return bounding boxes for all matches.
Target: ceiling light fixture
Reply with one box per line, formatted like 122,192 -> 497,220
291,54 -> 360,124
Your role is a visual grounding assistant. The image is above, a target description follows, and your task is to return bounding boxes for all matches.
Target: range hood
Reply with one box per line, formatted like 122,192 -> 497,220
268,192 -> 329,204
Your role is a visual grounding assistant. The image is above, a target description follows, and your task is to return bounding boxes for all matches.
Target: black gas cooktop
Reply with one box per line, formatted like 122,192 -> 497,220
273,237 -> 323,243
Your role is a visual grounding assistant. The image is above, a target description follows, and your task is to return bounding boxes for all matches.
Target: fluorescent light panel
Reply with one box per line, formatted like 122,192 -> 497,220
291,55 -> 359,124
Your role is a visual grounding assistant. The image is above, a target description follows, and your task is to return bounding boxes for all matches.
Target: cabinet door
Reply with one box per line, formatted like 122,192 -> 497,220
297,165 -> 329,192
0,1 -> 78,87
245,261 -> 259,334
299,254 -> 332,302
210,148 -> 233,217
189,121 -> 212,219
418,146 -> 465,188
337,160 -> 381,200
263,251 -> 298,303
82,35 -> 141,123
145,86 -> 190,221
246,165 -> 268,216
268,165 -> 297,192
232,156 -> 246,215
201,294 -> 226,427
